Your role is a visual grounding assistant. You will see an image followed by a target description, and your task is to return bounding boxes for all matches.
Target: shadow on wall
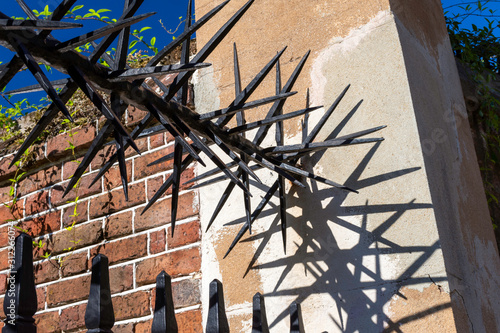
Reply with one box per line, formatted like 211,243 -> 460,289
223,102 -> 450,332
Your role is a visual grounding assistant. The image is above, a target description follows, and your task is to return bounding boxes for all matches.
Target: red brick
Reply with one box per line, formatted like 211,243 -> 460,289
60,303 -> 86,331
47,126 -> 96,159
167,220 -> 201,249
25,191 -> 49,216
37,287 -> 45,311
34,259 -> 59,284
60,251 -> 88,277
62,157 -> 88,180
0,297 -> 4,320
90,234 -> 147,265
134,146 -> 175,180
125,137 -> 148,158
34,311 -> 61,333
51,174 -> 102,207
147,176 -> 164,201
110,264 -> 133,293
177,310 -> 203,333
0,200 -> 23,224
19,165 -> 63,195
46,275 -> 90,307
104,211 -> 132,239
150,133 -> 165,149
89,182 -> 145,219
0,249 -> 10,271
91,145 -> 116,170
134,320 -> 152,332
62,201 -> 88,227
0,155 -> 16,183
20,211 -> 60,237
0,274 -> 6,294
0,228 -> 7,247
135,191 -> 198,232
136,247 -> 201,286
114,323 -> 134,333
148,168 -> 196,199
150,229 -> 166,254
17,175 -> 36,197
48,220 -> 103,255
103,160 -> 133,190
113,291 -> 150,321
0,185 -> 11,205
151,278 -> 201,309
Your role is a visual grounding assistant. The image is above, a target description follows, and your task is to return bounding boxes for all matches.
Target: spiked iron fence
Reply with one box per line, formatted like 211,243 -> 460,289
2,234 -> 304,332
0,0 -> 384,255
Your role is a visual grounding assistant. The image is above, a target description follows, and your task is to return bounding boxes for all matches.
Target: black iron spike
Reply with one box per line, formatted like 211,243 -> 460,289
64,124 -> 114,198
9,36 -> 74,121
3,78 -> 70,95
233,42 -> 252,234
110,94 -> 129,201
216,46 -> 287,127
206,279 -> 230,333
66,65 -> 140,153
152,271 -> 178,333
184,161 -> 238,185
290,302 -> 304,333
115,0 -> 133,72
305,84 -> 350,143
335,125 -> 387,141
264,137 -> 385,155
275,57 -> 287,253
177,0 -> 193,106
252,293 -> 270,333
170,140 -> 184,236
161,0 -> 255,102
0,20 -> 82,30
142,152 -> 198,214
56,12 -> 155,52
85,254 -> 115,332
301,89 -> 310,165
2,233 -> 37,332
15,0 -> 38,20
198,92 -> 297,121
147,0 -> 230,67
0,56 -> 24,92
206,180 -> 237,233
227,106 -> 322,135
37,0 -> 79,38
9,80 -> 79,167
107,62 -> 210,82
189,166 -> 264,190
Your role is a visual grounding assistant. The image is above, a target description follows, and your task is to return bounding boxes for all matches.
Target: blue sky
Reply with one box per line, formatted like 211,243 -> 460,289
1,0 -> 499,113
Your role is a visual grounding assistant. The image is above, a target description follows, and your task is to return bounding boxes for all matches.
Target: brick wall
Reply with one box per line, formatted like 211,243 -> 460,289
0,91 -> 202,332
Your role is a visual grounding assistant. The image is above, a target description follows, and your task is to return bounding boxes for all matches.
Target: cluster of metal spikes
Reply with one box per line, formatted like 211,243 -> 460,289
0,0 -> 385,256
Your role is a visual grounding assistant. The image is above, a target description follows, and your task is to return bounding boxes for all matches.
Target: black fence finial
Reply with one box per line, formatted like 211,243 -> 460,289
252,293 -> 269,333
152,271 -> 178,333
85,254 -> 114,332
2,233 -> 37,333
206,279 -> 229,333
290,301 -> 304,333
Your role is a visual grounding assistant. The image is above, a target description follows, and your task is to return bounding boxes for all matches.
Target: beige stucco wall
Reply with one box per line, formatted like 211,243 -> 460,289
193,0 -> 500,331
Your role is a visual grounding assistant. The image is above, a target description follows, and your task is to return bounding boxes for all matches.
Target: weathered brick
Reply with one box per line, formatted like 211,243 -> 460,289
21,211 -> 60,237
90,234 -> 147,265
62,157 -> 85,180
0,199 -> 23,224
114,323 -> 134,333
177,310 -> 203,333
125,137 -> 148,158
51,174 -> 102,207
149,133 -> 165,149
133,146 -> 175,180
18,165 -> 63,196
150,229 -> 166,254
0,296 -> 4,320
104,211 -> 133,239
37,287 -> 45,311
126,105 -> 148,127
0,185 -> 11,204
167,220 -> 201,250
147,168 -> 196,199
103,160 -> 133,190
135,191 -> 198,232
110,264 -> 133,293
60,303 -> 86,331
34,259 -> 59,284
136,247 -> 201,286
47,126 -> 96,159
134,320 -> 152,332
61,251 -> 88,277
46,275 -> 90,307
25,191 -> 49,216
17,175 -> 36,197
89,182 -> 145,219
34,311 -> 61,333
91,144 -> 116,170
0,249 -> 10,270
113,290 -> 150,321
62,201 -> 88,227
48,220 -> 103,255
147,176 -> 164,201
151,278 -> 201,309
0,155 -> 16,183
0,274 -> 6,294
